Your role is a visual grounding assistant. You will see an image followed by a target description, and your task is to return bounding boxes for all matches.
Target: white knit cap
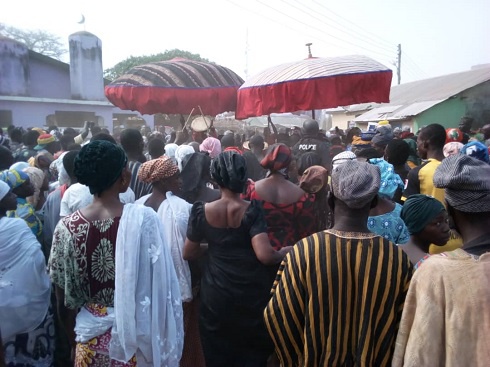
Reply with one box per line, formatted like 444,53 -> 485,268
0,180 -> 10,201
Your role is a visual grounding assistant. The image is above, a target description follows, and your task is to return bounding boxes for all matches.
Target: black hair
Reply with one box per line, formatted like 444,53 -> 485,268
63,128 -> 78,137
418,123 -> 446,149
91,126 -> 102,135
297,152 -> 322,176
329,135 -> 342,146
62,150 -> 80,180
67,143 -> 82,151
74,140 -> 127,196
9,127 -> 23,144
355,147 -> 382,160
148,138 -> 166,159
385,139 -> 410,166
91,132 -> 117,144
220,134 -> 235,148
120,128 -> 143,153
23,130 -> 40,147
0,145 -> 14,170
59,135 -> 75,151
346,127 -> 362,144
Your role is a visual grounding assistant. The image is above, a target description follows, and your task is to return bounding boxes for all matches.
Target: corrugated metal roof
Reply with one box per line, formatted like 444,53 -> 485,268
354,100 -> 443,122
353,67 -> 490,122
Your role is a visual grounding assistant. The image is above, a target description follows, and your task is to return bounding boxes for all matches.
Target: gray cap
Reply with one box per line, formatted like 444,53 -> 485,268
331,160 -> 381,208
433,154 -> 490,212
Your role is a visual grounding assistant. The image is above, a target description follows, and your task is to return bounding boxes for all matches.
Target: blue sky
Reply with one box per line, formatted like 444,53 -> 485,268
2,0 -> 489,83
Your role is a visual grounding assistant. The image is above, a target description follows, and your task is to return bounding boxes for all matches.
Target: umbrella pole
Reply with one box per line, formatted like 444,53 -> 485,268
183,108 -> 195,129
312,109 -> 316,120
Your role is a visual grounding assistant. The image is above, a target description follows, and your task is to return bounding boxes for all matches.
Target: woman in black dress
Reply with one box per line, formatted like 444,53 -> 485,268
184,151 -> 291,367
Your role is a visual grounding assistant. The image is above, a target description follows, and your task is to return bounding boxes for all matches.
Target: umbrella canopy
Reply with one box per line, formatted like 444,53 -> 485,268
235,55 -> 392,119
105,59 -> 244,116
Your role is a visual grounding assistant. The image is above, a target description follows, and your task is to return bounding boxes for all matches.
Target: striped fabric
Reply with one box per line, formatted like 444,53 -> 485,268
110,59 -> 244,89
241,55 -> 392,88
264,230 -> 413,367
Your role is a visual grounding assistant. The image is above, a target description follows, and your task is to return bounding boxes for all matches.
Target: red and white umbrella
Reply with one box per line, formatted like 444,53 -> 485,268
105,58 -> 244,116
235,55 -> 392,119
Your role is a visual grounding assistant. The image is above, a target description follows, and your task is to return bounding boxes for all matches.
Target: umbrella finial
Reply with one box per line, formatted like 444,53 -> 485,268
306,43 -> 313,58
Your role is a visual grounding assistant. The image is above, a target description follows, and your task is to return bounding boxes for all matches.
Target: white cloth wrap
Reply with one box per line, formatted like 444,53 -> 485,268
0,217 -> 51,340
109,203 -> 184,366
158,192 -> 193,302
74,306 -> 115,343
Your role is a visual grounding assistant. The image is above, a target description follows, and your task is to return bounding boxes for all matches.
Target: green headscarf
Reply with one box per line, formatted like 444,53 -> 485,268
401,194 -> 445,235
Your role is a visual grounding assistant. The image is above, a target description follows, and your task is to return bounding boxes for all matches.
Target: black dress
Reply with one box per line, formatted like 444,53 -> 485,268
186,200 -> 274,367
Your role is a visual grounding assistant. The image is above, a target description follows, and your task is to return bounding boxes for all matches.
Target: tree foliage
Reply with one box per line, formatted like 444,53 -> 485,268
0,23 -> 67,60
103,49 -> 212,81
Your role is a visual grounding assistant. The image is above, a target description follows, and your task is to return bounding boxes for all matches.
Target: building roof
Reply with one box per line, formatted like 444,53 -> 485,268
354,67 -> 490,122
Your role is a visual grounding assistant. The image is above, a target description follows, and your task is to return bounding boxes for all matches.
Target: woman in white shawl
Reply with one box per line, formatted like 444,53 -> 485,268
136,157 -> 204,366
0,180 -> 53,365
48,140 -> 183,366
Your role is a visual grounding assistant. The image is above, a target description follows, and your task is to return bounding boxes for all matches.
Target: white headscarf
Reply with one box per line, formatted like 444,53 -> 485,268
164,144 -> 178,159
0,217 -> 51,340
175,145 -> 195,171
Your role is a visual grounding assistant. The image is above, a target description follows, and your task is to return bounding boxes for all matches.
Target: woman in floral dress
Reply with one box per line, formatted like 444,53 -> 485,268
48,140 -> 183,367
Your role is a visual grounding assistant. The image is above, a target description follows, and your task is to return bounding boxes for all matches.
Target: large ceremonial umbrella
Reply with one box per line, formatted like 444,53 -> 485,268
105,59 -> 244,116
235,55 -> 392,119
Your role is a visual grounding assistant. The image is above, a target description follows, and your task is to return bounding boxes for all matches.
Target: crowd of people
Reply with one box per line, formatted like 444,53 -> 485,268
0,115 -> 489,367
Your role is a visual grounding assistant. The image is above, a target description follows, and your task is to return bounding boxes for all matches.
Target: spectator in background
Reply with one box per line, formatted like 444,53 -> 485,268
148,137 -> 166,160
242,135 -> 268,181
400,194 -> 450,268
0,146 -> 14,170
119,128 -> 151,199
8,127 -> 23,153
458,116 -> 474,144
393,154 -> 490,367
292,119 -> 331,169
15,129 -> 39,162
385,139 -> 410,183
403,123 -> 462,254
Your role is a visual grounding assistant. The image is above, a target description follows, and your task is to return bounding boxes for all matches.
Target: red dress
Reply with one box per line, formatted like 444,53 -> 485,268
242,181 -> 317,250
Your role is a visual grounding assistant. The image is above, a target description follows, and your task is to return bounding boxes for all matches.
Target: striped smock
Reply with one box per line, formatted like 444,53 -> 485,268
264,229 -> 413,367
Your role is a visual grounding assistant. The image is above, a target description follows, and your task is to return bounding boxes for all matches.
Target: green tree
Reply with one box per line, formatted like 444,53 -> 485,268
103,49 -> 212,81
0,23 -> 67,60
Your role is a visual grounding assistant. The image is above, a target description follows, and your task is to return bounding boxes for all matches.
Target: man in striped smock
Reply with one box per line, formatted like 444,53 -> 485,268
264,159 -> 413,367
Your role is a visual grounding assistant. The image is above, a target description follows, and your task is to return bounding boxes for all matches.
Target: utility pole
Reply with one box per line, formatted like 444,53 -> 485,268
397,43 -> 402,85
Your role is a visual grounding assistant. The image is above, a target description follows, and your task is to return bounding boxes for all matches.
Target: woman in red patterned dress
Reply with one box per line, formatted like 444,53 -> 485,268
242,143 -> 317,251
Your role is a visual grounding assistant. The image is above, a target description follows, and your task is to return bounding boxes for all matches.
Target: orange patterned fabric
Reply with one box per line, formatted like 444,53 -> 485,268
137,156 -> 179,184
75,304 -> 137,367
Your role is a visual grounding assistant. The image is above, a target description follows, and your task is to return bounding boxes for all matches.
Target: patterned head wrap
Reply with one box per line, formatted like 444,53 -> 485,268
199,137 -> 222,159
138,157 -> 179,184
331,160 -> 381,209
401,194 -> 446,235
260,143 -> 292,172
23,167 -> 45,207
74,140 -> 128,196
34,133 -> 56,150
445,128 -> 463,144
369,158 -> 404,199
299,165 -> 329,194
443,142 -> 464,157
460,141 -> 489,163
211,151 -> 248,193
433,154 -> 490,213
0,168 -> 29,189
332,151 -> 356,170
0,180 -> 10,201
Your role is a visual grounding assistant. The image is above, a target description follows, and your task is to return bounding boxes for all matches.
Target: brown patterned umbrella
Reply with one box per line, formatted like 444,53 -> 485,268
105,58 -> 244,116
